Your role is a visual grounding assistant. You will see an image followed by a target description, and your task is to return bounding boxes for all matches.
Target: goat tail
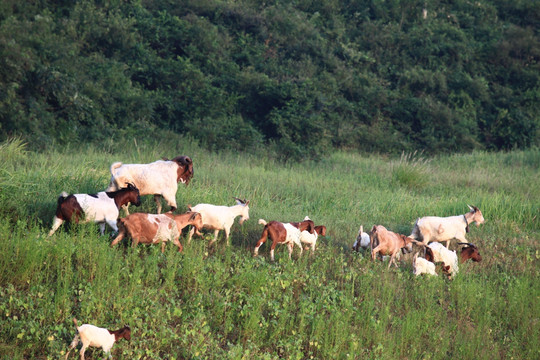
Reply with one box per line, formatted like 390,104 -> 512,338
72,318 -> 78,327
57,192 -> 69,206
110,161 -> 123,174
258,219 -> 267,226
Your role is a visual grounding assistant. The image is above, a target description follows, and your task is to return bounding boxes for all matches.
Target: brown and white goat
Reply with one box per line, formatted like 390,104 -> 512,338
458,242 -> 482,263
65,318 -> 131,360
410,205 -> 485,248
254,217 -> 315,261
110,211 -> 203,252
106,156 -> 193,214
49,184 -> 141,236
370,225 -> 415,268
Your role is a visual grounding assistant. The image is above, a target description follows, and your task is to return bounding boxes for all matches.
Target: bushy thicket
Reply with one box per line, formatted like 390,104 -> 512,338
0,0 -> 539,159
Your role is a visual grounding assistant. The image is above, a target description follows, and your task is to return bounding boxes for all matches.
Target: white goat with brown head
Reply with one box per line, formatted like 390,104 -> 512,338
65,318 -> 131,360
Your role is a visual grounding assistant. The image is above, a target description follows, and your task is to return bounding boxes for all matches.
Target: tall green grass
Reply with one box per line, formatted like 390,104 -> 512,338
0,138 -> 538,359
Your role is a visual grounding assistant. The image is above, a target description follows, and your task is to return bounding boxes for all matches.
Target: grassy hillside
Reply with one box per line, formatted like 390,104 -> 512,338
0,137 -> 538,359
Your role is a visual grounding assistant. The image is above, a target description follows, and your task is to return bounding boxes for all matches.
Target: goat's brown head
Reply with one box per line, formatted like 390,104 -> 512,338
109,183 -> 141,208
459,243 -> 482,263
189,211 -> 204,231
314,225 -> 327,237
400,234 -> 415,253
171,155 -> 194,185
112,326 -> 131,341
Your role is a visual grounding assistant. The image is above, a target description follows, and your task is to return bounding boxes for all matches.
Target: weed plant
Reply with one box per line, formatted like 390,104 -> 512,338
0,138 -> 538,359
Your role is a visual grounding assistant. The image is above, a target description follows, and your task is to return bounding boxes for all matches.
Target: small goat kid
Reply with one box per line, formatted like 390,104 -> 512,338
352,225 -> 370,251
110,211 -> 203,252
187,198 -> 250,245
426,242 -> 459,279
106,156 -> 193,214
65,318 -> 130,360
49,184 -> 141,236
413,253 -> 438,277
410,205 -> 485,248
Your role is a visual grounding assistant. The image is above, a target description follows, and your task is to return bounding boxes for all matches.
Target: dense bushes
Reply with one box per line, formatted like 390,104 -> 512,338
0,0 -> 538,159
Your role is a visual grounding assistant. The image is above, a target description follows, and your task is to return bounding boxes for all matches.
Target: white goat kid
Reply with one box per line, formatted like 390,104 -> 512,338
188,197 -> 250,245
427,242 -> 459,279
413,253 -> 438,277
352,225 -> 370,251
410,205 -> 485,248
65,318 -> 131,360
300,229 -> 318,252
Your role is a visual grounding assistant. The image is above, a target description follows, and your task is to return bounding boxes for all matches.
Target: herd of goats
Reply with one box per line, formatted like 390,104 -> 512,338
45,155 -> 485,359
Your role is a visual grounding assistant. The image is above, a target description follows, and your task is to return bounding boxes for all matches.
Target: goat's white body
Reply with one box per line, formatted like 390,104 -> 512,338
48,192 -> 120,236
412,215 -> 468,245
300,229 -> 318,251
66,324 -> 116,359
413,255 -> 438,276
78,324 -> 116,352
107,160 -> 180,213
428,242 -> 459,278
353,226 -> 371,250
73,193 -> 119,224
188,202 -> 249,245
148,214 -> 180,244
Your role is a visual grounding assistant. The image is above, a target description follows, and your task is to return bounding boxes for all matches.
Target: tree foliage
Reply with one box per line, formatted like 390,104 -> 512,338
0,0 -> 538,159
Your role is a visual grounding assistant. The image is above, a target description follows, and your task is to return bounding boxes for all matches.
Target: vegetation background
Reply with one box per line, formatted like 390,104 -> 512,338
0,0 -> 539,160
0,138 -> 538,359
0,0 -> 539,359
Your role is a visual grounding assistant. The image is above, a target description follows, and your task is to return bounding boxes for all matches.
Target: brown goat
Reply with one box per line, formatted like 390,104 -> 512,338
370,225 -> 415,268
111,211 -> 202,252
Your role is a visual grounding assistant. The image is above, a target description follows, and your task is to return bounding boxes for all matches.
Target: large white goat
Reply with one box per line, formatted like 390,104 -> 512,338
49,184 -> 141,236
106,156 -> 193,214
410,205 -> 485,248
187,198 -> 250,245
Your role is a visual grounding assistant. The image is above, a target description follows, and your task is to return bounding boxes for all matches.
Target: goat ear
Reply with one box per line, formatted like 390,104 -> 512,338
187,204 -> 192,211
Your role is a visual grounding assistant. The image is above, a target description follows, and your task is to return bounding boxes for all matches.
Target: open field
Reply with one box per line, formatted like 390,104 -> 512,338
0,137 -> 538,359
